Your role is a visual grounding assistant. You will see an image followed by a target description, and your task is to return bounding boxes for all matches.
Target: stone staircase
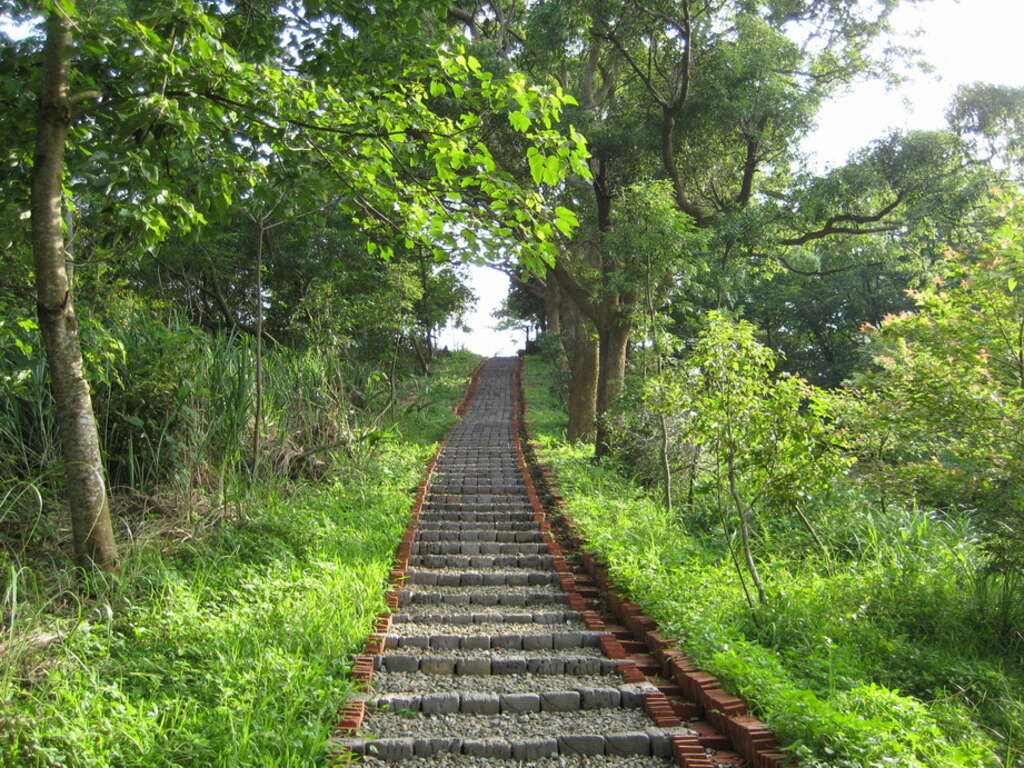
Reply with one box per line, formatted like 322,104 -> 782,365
332,358 -> 768,767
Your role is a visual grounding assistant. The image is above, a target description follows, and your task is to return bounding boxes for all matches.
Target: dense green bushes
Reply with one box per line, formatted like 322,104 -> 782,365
524,354 -> 1023,767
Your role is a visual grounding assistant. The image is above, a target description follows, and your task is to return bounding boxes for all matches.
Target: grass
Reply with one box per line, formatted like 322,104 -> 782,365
522,354 -> 1024,768
0,350 -> 479,767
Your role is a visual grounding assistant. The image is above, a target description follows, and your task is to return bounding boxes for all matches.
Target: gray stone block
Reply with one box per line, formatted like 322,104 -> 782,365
522,633 -> 553,650
462,738 -> 511,759
481,571 -> 506,585
491,657 -> 527,675
541,690 -> 581,712
528,572 -> 551,585
448,614 -> 473,626
460,635 -> 490,651
506,612 -> 532,623
420,692 -> 460,714
526,658 -> 564,674
420,657 -> 456,675
558,734 -> 605,756
479,543 -> 500,554
430,634 -> 461,650
376,694 -> 418,712
367,738 -> 414,760
472,594 -> 499,606
506,573 -> 529,586
436,572 -> 461,587
462,692 -> 501,714
551,631 -> 583,649
503,594 -> 527,606
647,728 -> 671,758
412,571 -> 437,585
512,737 -> 558,760
383,654 -> 418,673
491,634 -> 522,650
619,683 -> 659,708
564,658 -> 602,676
445,593 -> 470,605
460,572 -> 483,586
414,737 -> 462,757
500,692 -> 541,713
606,731 -> 650,756
399,635 -> 428,649
579,687 -> 620,709
456,657 -> 492,676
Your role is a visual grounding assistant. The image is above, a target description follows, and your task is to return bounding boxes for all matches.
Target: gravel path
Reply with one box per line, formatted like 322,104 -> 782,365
351,359 -> 677,765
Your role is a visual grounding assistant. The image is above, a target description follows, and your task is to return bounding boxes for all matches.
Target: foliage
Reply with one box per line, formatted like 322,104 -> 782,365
840,191 -> 1024,567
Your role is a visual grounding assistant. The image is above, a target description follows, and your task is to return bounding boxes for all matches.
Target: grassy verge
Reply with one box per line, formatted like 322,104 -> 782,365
0,351 -> 479,768
523,355 -> 1022,768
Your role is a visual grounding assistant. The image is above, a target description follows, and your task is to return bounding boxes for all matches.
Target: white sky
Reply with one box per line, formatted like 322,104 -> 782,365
441,0 -> 1024,357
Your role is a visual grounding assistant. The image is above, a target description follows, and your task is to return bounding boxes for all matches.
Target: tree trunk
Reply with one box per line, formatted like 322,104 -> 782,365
594,313 -> 630,459
31,10 -> 118,571
566,315 -> 598,443
543,276 -> 561,337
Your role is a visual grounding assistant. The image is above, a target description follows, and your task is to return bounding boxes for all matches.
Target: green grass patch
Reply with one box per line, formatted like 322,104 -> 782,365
0,351 -> 479,767
522,355 -> 1022,768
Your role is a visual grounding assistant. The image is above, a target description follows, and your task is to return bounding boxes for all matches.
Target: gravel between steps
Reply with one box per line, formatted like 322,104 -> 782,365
360,755 -> 674,766
361,709 -> 656,741
402,585 -> 564,595
394,607 -> 580,621
387,621 -> 587,638
371,673 -> 624,695
380,646 -> 605,660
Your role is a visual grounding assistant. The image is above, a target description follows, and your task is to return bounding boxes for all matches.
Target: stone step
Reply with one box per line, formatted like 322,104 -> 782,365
413,514 -> 536,528
382,629 -> 602,652
347,755 -> 673,767
409,542 -> 548,555
406,553 -> 555,569
396,587 -> 565,607
375,652 -> 624,676
402,570 -> 558,587
413,529 -> 545,543
337,710 -> 693,761
370,684 -> 650,714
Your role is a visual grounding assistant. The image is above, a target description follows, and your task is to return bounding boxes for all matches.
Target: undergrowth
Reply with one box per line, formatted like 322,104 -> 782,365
0,350 -> 479,767
523,355 -> 1023,768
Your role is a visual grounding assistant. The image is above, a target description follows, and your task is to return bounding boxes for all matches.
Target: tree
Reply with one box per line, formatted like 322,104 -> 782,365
7,0 -> 588,572
647,312 -> 850,605
505,0 -> 975,455
841,191 -> 1024,566
30,6 -> 118,570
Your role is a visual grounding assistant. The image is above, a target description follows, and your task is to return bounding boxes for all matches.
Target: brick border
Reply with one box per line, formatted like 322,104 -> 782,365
513,358 -> 796,768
